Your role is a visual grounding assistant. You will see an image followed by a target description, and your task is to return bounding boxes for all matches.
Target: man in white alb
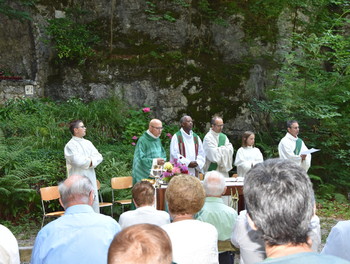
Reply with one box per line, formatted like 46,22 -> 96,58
278,120 -> 311,172
64,120 -> 103,213
170,115 -> 205,177
203,116 -> 234,178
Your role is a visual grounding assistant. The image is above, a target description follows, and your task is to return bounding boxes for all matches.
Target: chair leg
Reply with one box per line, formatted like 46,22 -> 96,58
111,205 -> 113,217
41,215 -> 45,229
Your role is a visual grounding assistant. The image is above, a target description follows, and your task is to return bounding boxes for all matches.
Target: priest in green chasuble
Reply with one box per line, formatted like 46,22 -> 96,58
132,119 -> 167,184
278,120 -> 311,172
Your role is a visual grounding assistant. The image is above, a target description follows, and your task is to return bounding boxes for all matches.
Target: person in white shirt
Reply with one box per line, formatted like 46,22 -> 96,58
170,115 -> 205,177
203,116 -> 234,178
278,120 -> 311,172
321,220 -> 350,261
234,131 -> 263,178
0,224 -> 20,264
118,181 -> 170,229
162,174 -> 219,264
64,120 -> 103,213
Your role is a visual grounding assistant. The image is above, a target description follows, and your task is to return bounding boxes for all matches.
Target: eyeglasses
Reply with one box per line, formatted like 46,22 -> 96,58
214,124 -> 224,127
78,126 -> 86,128
151,126 -> 163,130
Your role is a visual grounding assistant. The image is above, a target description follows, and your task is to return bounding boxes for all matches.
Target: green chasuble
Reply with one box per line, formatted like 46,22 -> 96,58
132,132 -> 167,184
294,138 -> 303,155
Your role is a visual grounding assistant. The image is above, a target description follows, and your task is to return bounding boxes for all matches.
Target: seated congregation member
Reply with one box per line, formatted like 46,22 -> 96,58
231,211 -> 320,264
231,210 -> 266,264
108,223 -> 172,264
162,174 -> 219,264
0,224 -> 20,264
31,175 -> 121,264
234,131 -> 263,178
196,171 -> 238,264
321,220 -> 350,261
244,159 -> 349,264
309,214 -> 322,252
118,181 -> 170,229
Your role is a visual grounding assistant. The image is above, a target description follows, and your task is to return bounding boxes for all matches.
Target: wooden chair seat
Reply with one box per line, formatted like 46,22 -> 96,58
96,179 -> 113,216
111,176 -> 133,214
40,186 -> 65,228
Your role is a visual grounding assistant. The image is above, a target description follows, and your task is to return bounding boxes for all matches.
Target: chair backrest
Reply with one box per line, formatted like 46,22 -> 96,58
40,186 -> 60,201
111,176 -> 132,190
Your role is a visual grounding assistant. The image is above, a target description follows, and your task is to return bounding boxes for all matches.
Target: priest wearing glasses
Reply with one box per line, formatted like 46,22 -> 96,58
132,119 -> 167,184
64,120 -> 103,213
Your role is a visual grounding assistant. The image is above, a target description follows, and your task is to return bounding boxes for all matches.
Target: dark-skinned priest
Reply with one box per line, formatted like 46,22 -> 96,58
132,119 -> 167,184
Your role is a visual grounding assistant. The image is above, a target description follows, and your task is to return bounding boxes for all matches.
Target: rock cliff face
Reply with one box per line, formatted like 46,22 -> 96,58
0,0 -> 291,135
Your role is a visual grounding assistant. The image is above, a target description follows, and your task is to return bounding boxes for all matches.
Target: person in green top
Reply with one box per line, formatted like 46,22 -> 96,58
196,170 -> 238,264
132,119 -> 166,184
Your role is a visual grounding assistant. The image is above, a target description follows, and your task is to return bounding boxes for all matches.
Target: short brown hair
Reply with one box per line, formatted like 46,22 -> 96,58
68,119 -> 83,135
132,181 -> 155,207
242,131 -> 255,147
108,224 -> 172,264
165,174 -> 205,215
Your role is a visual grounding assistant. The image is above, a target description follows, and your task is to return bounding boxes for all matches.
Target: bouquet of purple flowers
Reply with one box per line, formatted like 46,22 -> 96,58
161,159 -> 189,182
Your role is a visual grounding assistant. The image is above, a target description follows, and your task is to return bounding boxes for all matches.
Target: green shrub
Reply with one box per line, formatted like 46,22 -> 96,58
44,15 -> 99,64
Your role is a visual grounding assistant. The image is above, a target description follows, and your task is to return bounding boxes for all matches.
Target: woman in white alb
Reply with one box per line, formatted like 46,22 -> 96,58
234,131 -> 263,178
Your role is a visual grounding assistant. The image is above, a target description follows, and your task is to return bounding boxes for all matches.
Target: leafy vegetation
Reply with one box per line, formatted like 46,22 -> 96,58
44,8 -> 99,64
0,0 -> 34,21
0,97 -> 178,224
252,0 -> 350,198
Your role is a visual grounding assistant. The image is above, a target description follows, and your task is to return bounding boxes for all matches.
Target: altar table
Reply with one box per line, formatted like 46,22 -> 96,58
156,180 -> 245,212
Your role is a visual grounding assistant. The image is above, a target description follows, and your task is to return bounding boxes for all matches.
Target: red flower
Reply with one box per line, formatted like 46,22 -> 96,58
142,107 -> 151,113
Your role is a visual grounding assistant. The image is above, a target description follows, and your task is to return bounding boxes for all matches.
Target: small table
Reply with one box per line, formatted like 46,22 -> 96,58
156,179 -> 245,212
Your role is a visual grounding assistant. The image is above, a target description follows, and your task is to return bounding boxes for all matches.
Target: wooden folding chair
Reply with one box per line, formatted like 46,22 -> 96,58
96,179 -> 113,216
40,186 -> 65,228
111,176 -> 132,214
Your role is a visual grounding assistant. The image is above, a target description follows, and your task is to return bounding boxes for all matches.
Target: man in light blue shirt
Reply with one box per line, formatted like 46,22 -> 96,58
31,175 -> 121,264
196,171 -> 238,264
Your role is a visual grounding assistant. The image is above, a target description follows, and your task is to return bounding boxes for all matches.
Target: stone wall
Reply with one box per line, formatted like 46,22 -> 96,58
0,0 -> 292,136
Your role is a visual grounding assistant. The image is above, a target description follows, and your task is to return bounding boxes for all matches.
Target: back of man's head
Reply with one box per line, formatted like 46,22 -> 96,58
244,158 -> 314,247
108,224 -> 172,264
132,181 -> 155,207
203,171 -> 226,197
59,175 -> 93,209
